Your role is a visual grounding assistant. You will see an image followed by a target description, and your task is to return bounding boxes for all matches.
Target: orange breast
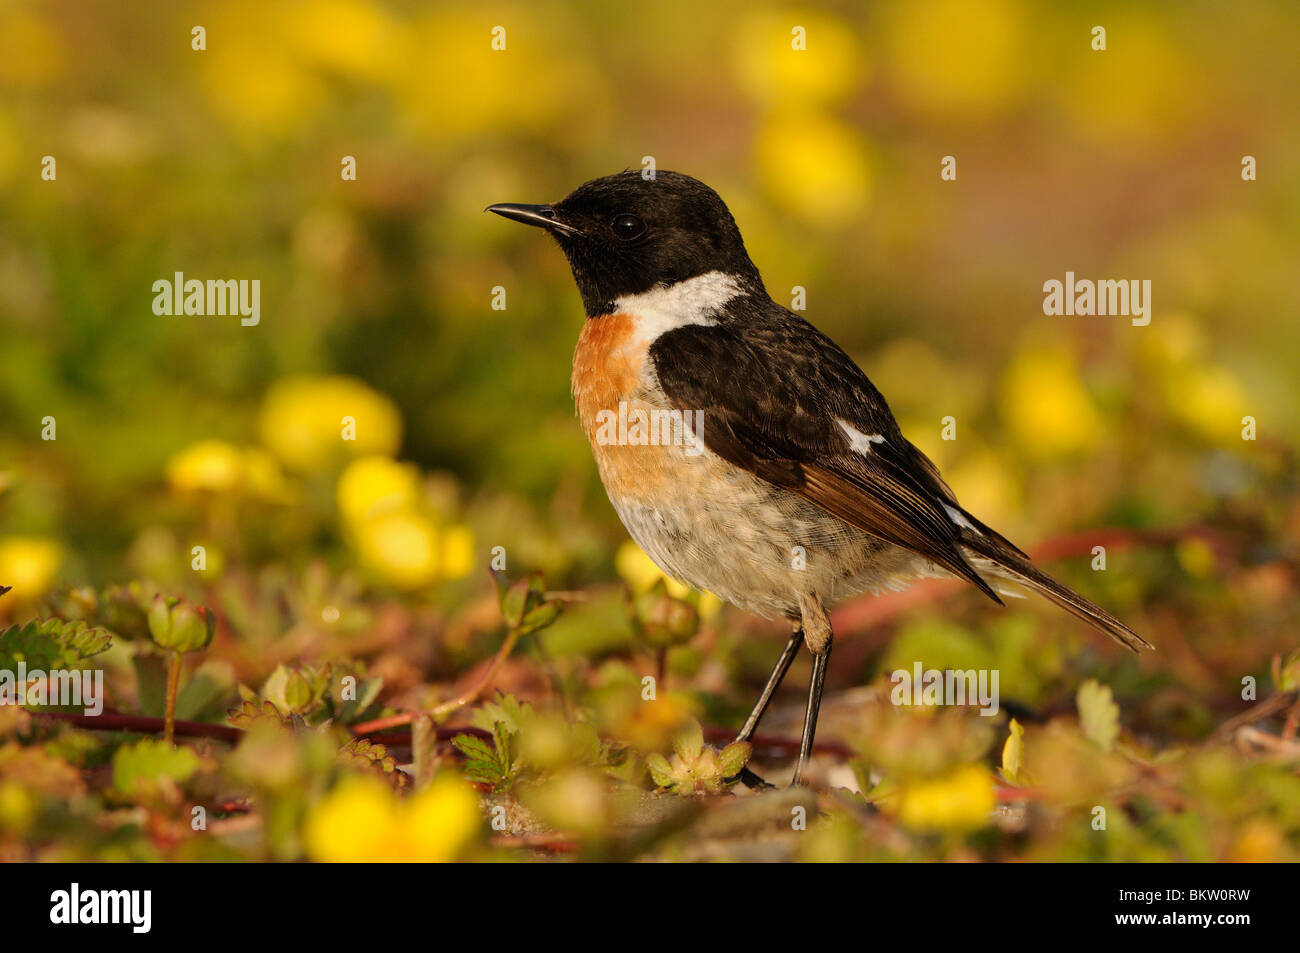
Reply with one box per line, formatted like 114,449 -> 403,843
571,312 -> 646,439
571,312 -> 680,497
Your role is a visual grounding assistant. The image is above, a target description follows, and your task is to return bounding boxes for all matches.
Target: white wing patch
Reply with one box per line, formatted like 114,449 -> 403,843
942,502 -> 978,533
836,419 -> 886,456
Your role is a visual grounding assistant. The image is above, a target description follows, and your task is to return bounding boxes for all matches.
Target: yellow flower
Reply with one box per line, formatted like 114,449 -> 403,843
240,447 -> 300,504
732,9 -> 865,107
259,376 -> 401,473
439,524 -> 476,581
883,0 -> 1026,117
615,541 -> 722,620
0,782 -> 35,835
166,441 -> 297,502
1228,818 -> 1283,864
0,7 -> 65,88
1137,313 -> 1250,446
1175,538 -> 1216,579
619,694 -> 696,755
897,764 -> 995,831
1162,364 -> 1249,447
282,0 -> 401,83
353,510 -> 441,590
1000,344 -> 1103,459
1059,12 -> 1198,145
394,9 -> 598,144
166,440 -> 245,493
337,456 -> 422,526
754,109 -> 872,227
0,536 -> 63,603
337,457 -> 475,587
305,774 -> 480,863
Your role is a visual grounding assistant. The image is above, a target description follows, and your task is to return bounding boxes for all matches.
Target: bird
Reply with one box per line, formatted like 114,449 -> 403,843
487,170 -> 1151,787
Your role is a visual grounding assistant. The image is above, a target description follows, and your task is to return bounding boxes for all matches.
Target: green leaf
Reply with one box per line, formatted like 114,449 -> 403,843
0,618 -> 113,672
175,660 -> 237,721
519,600 -> 561,635
1078,679 -> 1120,753
646,753 -> 675,788
672,720 -> 704,763
717,741 -> 752,778
112,739 -> 200,796
262,664 -> 313,713
469,692 -> 532,736
451,733 -> 497,765
332,675 -> 383,725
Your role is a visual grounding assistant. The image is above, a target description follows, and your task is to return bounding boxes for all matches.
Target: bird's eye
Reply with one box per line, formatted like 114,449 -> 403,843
610,214 -> 646,241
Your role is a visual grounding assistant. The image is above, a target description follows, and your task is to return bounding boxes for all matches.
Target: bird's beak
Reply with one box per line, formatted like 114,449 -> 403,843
484,203 -> 581,236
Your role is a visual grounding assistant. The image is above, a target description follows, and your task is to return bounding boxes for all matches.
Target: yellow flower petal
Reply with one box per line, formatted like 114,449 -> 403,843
0,536 -> 63,603
337,456 -> 422,526
259,375 -> 402,473
754,109 -> 871,227
353,510 -> 440,590
897,764 -> 995,832
166,440 -> 245,493
1000,344 -> 1103,459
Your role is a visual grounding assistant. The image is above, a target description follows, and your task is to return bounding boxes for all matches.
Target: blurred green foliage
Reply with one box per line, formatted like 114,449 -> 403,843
0,0 -> 1297,862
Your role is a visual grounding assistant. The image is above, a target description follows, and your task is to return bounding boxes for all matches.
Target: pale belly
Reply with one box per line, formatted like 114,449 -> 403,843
588,396 -> 935,619
570,304 -> 936,619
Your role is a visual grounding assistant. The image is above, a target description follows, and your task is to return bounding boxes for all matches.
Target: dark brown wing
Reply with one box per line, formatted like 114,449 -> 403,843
650,307 -> 1004,603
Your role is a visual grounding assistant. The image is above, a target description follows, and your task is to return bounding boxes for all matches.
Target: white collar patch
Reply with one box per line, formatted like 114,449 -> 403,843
615,271 -> 745,339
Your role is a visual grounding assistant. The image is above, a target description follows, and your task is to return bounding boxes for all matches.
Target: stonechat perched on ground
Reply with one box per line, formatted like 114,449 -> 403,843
489,170 -> 1151,786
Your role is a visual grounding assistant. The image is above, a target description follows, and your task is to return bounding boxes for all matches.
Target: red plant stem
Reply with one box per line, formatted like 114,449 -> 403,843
350,712 -> 415,733
489,833 -> 578,853
27,709 -> 488,745
30,710 -> 243,742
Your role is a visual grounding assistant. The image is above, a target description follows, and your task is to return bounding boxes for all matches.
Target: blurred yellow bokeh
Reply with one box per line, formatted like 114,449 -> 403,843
166,441 -> 297,503
0,536 -> 64,605
754,108 -> 872,227
896,763 -> 996,831
883,0 -> 1027,117
615,540 -> 722,620
1000,343 -> 1104,459
258,376 -> 402,474
304,773 -> 479,862
732,8 -> 866,107
336,455 -> 422,525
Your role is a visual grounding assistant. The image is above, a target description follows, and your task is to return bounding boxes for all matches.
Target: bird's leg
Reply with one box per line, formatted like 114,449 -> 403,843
791,593 -> 833,787
730,624 -> 804,790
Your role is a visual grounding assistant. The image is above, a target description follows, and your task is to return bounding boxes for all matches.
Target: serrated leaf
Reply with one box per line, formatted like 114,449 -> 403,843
1078,679 -> 1119,753
112,739 -> 200,796
469,691 -> 531,735
717,741 -> 752,778
463,760 -> 505,786
227,698 -> 287,730
0,618 -> 113,672
451,733 -> 497,764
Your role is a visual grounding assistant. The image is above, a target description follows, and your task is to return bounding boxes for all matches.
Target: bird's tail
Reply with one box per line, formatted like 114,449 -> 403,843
958,526 -> 1153,654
